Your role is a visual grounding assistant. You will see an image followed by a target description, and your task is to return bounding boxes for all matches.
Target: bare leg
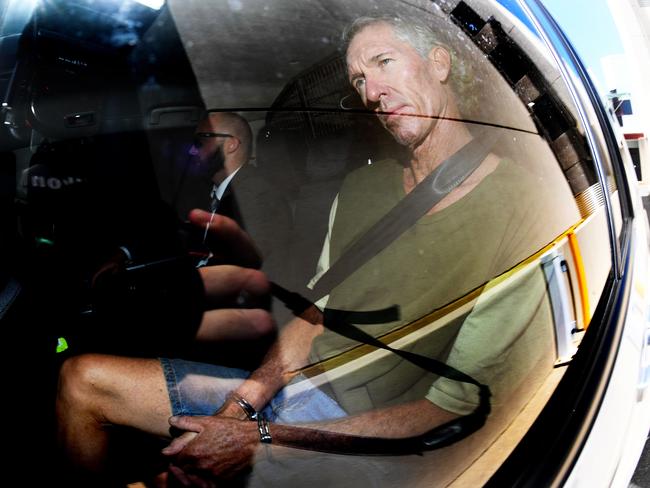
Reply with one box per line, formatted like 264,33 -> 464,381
56,354 -> 172,479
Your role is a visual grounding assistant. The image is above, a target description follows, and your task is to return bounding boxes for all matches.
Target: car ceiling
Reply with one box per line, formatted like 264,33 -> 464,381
1,0 -> 555,138
167,0 -> 437,111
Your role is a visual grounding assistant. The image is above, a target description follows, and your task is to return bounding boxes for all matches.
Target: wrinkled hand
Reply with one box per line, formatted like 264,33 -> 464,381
162,415 -> 259,485
162,398 -> 249,469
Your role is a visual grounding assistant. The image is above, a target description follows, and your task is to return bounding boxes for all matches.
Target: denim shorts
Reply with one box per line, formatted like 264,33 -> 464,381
160,357 -> 346,423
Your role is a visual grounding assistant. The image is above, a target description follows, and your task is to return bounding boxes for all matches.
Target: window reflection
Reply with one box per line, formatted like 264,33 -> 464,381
0,0 -> 617,486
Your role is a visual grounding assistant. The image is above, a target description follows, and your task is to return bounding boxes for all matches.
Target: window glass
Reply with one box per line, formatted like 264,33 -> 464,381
0,0 -> 616,485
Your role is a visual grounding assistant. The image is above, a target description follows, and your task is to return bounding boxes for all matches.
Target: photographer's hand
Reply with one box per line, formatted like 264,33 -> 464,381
90,247 -> 130,289
188,209 -> 262,269
186,209 -> 274,342
195,265 -> 273,342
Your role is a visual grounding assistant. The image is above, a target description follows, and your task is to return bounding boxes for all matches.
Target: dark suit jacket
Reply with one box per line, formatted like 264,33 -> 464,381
172,163 -> 292,285
217,164 -> 292,278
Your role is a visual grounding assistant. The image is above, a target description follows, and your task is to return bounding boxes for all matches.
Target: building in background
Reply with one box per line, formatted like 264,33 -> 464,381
605,0 -> 650,193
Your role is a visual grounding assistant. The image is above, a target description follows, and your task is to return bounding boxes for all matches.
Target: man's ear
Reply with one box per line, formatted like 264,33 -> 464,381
224,137 -> 241,155
427,46 -> 451,82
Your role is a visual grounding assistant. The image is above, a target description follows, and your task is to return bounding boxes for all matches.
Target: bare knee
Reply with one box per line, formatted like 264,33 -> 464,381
59,354 -> 169,430
57,354 -> 120,420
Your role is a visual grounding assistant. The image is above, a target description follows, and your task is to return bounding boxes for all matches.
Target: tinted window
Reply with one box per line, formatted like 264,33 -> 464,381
0,0 -> 616,485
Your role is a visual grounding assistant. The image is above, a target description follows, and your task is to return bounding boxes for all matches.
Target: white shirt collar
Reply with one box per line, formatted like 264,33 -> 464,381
211,166 -> 241,201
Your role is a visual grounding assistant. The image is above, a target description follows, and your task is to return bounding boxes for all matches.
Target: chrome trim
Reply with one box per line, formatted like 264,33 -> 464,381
518,0 -> 621,278
575,183 -> 605,218
575,177 -> 617,218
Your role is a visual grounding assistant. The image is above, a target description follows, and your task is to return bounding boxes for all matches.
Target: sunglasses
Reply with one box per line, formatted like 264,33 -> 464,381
192,132 -> 235,148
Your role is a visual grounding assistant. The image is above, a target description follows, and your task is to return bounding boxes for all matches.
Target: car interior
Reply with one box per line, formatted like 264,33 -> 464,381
0,0 -> 632,486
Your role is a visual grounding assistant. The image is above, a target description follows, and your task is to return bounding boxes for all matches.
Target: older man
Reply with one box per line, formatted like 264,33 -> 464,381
57,15 -> 577,485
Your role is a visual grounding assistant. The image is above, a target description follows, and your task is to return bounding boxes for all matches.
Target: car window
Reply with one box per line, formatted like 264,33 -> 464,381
0,0 -> 618,486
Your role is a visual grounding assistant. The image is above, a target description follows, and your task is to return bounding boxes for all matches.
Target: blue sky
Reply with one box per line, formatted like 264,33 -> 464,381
496,0 -> 625,95
540,0 -> 625,94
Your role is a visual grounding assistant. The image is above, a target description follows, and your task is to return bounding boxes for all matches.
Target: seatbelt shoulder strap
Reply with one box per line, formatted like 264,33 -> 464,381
311,131 -> 494,300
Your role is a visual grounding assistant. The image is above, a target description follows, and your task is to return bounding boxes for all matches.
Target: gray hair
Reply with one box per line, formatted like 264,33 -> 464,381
342,15 -> 448,60
342,15 -> 477,117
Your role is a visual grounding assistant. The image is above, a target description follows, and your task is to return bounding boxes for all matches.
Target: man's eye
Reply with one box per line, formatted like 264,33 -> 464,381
379,58 -> 393,66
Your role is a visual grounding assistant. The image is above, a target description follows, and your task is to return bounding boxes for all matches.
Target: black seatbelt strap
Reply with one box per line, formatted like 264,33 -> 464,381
270,283 -> 491,455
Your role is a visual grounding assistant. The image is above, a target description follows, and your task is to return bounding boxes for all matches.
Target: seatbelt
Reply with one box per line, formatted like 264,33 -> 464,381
270,287 -> 491,454
310,130 -> 494,299
268,131 -> 496,454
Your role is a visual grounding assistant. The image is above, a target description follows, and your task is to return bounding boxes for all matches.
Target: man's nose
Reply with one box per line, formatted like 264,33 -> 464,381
365,77 -> 387,105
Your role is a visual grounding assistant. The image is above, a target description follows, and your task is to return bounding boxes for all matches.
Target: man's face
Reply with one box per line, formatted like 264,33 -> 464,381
188,118 -> 227,178
346,22 -> 449,148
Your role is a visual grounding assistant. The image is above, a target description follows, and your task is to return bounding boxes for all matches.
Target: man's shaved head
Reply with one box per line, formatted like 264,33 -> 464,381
208,111 -> 253,162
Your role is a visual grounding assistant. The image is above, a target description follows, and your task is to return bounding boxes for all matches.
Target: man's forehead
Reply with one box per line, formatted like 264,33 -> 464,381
347,23 -> 395,52
346,22 -> 408,67
200,114 -> 224,132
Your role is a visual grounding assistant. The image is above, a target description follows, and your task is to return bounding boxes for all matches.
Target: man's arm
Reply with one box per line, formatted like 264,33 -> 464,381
228,313 -> 324,412
164,398 -> 458,481
227,193 -> 340,409
288,398 -> 457,438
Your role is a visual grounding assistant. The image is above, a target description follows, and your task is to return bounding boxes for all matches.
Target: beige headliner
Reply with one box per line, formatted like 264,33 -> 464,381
167,0 -> 445,113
